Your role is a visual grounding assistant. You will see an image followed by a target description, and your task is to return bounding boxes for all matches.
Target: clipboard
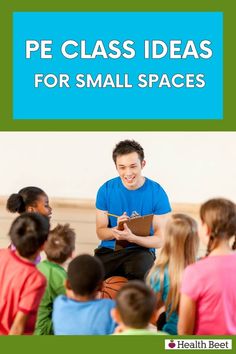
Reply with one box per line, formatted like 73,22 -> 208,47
115,214 -> 153,250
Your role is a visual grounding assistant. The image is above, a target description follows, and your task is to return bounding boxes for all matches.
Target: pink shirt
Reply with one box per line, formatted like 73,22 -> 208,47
181,253 -> 236,335
0,249 -> 46,335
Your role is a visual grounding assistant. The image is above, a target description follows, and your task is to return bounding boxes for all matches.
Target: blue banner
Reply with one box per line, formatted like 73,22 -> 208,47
13,12 -> 223,119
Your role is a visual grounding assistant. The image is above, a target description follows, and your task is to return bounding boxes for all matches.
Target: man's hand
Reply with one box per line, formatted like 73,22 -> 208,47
117,212 -> 130,228
112,223 -> 134,242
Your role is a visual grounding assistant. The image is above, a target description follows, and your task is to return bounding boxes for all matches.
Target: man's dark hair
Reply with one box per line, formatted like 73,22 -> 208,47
9,212 -> 50,257
67,255 -> 104,296
116,281 -> 156,328
44,224 -> 75,264
112,140 -> 144,164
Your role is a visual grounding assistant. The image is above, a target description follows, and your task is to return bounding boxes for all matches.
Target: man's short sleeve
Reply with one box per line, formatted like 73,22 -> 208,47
96,183 -> 108,211
18,271 -> 46,314
153,184 -> 171,215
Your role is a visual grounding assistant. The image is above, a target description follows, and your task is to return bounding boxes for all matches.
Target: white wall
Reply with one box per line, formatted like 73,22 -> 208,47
0,132 -> 235,203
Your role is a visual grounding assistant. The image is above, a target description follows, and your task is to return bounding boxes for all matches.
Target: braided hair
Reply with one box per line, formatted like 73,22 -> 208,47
200,198 -> 236,257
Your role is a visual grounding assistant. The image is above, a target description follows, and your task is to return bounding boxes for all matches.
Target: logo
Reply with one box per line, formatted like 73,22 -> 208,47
168,340 -> 176,349
165,339 -> 232,350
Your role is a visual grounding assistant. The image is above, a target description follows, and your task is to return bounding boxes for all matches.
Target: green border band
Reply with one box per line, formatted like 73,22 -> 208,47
1,335 -> 235,354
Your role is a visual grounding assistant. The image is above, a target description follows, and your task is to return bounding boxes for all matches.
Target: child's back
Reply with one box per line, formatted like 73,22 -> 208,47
117,328 -> 165,335
52,254 -> 116,335
146,214 -> 198,334
0,213 -> 49,335
35,224 -> 75,335
179,198 -> 236,335
35,260 -> 67,335
182,252 -> 236,334
149,267 -> 178,334
0,249 -> 46,335
53,295 -> 116,335
112,281 -> 167,335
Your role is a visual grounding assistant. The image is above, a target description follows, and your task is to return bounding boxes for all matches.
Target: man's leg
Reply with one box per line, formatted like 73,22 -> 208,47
94,247 -> 126,279
122,248 -> 155,280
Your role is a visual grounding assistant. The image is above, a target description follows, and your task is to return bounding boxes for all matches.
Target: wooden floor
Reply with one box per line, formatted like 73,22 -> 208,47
0,198 -> 206,257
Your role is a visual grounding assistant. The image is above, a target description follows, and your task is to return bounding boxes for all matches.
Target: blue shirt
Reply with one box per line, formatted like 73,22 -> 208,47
52,295 -> 116,335
150,267 -> 178,335
96,177 -> 171,250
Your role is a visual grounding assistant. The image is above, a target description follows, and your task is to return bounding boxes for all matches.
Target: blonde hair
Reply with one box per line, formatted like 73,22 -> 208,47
147,213 -> 199,318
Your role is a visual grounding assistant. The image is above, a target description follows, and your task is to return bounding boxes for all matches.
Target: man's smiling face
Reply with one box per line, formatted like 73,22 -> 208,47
115,152 -> 146,190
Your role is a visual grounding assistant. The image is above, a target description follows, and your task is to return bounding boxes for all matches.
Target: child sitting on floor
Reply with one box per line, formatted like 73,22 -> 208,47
6,186 -> 52,264
7,186 -> 52,218
34,224 -> 76,335
52,254 -> 116,335
146,214 -> 199,334
0,213 -> 49,335
112,280 -> 167,335
178,198 -> 236,335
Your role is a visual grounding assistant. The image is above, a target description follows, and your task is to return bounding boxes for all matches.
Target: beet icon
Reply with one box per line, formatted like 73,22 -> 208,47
168,340 -> 176,349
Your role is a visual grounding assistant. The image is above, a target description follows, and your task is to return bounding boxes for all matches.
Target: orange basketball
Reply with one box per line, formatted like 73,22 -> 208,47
97,276 -> 128,300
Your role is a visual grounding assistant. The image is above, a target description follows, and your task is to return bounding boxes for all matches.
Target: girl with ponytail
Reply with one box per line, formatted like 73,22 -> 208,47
146,214 -> 199,334
7,186 -> 52,217
178,198 -> 236,335
6,186 -> 52,263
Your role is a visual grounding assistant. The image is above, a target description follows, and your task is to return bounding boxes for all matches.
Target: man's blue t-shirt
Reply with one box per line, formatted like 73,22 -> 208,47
52,295 -> 116,335
96,177 -> 171,250
150,267 -> 178,335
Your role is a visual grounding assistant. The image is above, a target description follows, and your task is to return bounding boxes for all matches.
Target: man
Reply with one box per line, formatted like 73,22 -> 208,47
95,140 -> 171,280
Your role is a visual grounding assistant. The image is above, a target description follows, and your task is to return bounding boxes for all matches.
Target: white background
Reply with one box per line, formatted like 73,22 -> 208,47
0,132 -> 235,203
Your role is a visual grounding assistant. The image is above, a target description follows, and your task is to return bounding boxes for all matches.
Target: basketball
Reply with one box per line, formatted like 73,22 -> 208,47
97,276 -> 128,300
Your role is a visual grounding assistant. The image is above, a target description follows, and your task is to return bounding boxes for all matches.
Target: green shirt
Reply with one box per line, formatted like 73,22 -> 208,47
34,260 -> 67,335
116,328 -> 168,335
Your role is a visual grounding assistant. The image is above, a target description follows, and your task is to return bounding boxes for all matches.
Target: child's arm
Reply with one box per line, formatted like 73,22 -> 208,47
155,291 -> 164,309
150,292 -> 165,326
178,294 -> 196,335
9,311 -> 28,335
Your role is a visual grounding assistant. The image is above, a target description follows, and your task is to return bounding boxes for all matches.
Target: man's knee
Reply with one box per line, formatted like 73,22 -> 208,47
124,250 -> 155,280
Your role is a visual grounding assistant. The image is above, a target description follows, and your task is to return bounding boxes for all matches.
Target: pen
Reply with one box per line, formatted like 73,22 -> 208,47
104,212 -> 119,218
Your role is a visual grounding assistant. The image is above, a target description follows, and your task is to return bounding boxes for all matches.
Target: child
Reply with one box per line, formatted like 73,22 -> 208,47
6,186 -> 52,218
52,254 -> 117,335
146,214 -> 199,335
6,186 -> 52,263
178,198 -> 236,335
34,224 -> 76,335
112,280 -> 167,335
0,213 -> 49,335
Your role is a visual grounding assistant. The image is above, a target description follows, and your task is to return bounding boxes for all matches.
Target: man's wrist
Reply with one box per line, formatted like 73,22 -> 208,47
127,232 -> 136,243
